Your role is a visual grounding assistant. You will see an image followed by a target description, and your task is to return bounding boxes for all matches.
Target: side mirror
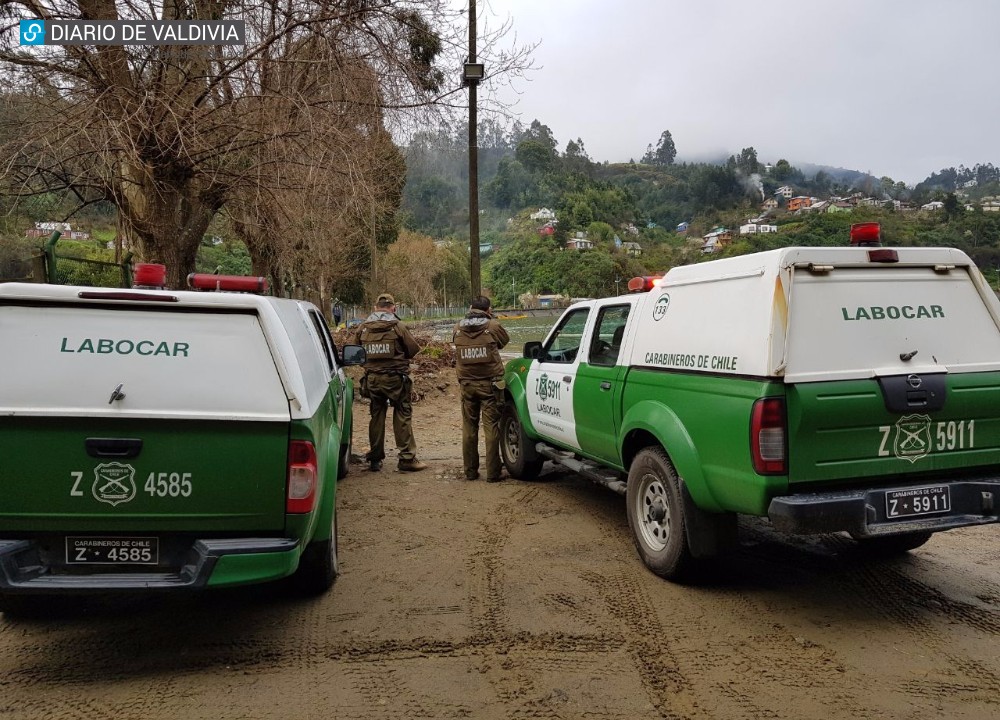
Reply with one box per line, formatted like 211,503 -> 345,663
341,344 -> 367,366
523,341 -> 543,360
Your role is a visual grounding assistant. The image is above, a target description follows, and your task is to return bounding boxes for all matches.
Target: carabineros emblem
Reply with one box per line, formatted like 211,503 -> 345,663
92,462 -> 137,506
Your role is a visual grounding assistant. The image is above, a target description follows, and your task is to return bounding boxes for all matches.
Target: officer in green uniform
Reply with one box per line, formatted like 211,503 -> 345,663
453,296 -> 510,482
352,293 -> 427,472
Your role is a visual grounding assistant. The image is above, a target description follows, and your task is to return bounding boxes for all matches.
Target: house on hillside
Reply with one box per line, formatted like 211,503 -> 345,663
739,223 -> 777,235
775,186 -> 794,199
567,231 -> 593,250
762,198 -> 778,210
826,201 -> 853,213
701,227 -> 732,254
622,241 -> 642,257
921,201 -> 944,211
26,221 -> 90,240
787,196 -> 812,212
676,221 -> 690,233
530,207 -> 556,221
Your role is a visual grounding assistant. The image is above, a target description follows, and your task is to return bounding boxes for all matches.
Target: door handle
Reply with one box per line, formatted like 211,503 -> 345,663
563,376 -> 572,383
600,381 -> 612,391
86,438 -> 143,458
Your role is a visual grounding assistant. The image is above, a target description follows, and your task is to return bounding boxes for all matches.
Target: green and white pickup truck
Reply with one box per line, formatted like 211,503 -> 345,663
0,276 -> 363,608
500,240 -> 1000,580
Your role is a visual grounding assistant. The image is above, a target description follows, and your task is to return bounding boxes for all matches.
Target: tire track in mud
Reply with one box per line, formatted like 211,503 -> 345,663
740,520 -> 1000,711
567,484 -> 880,720
463,493 -> 640,720
541,478 -> 706,719
465,500 -> 556,719
342,659 -> 459,719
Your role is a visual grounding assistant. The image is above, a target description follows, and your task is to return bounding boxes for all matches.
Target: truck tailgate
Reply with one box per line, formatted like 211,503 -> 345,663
0,418 -> 289,532
786,373 -> 1000,485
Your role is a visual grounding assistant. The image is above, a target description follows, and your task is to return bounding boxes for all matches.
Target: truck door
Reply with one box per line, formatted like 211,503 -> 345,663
575,303 -> 632,465
525,306 -> 591,451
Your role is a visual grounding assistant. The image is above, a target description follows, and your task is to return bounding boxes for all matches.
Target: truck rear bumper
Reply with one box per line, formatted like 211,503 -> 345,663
0,537 -> 300,593
768,480 -> 1000,537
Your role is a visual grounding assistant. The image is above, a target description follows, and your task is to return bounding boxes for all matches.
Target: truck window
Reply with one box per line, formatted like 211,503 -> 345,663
588,305 -> 630,366
308,309 -> 336,375
543,308 -> 590,363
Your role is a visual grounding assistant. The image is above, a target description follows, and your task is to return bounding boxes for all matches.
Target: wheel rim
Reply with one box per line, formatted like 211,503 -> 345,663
503,416 -> 520,464
634,471 -> 670,552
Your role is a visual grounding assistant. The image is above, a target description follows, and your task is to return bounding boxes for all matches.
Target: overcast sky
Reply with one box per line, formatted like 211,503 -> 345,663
479,0 -> 998,184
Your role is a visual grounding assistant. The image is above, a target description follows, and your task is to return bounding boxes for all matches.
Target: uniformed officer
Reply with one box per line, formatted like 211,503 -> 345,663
453,296 -> 510,482
352,293 -> 427,472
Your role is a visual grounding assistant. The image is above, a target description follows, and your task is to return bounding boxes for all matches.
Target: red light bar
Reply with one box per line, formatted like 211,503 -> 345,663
849,222 -> 881,246
627,275 -> 664,293
134,263 -> 167,288
187,274 -> 269,293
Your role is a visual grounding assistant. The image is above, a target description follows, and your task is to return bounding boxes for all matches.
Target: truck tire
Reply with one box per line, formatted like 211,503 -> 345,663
337,434 -> 351,480
292,506 -> 339,595
500,405 -> 544,480
852,531 -> 932,556
626,447 -> 696,581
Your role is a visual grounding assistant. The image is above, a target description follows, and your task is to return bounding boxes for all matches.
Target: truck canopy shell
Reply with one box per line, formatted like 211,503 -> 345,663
0,283 -> 335,421
626,247 -> 1000,383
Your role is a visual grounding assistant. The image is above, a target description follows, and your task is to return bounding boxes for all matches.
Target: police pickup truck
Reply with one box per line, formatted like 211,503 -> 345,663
500,228 -> 1000,580
0,269 -> 363,610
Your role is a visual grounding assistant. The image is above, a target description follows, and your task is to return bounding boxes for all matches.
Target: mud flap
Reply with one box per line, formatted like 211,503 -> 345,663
680,479 -> 738,559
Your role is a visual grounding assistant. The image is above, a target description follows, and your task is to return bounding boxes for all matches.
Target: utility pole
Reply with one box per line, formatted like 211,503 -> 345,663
614,276 -> 621,296
465,0 -> 483,298
512,277 -> 516,310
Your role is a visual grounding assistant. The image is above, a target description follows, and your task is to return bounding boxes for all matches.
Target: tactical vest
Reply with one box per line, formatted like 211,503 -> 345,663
360,324 -> 405,370
454,327 -> 503,381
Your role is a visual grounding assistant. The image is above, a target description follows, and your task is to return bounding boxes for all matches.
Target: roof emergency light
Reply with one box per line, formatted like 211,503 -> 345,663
133,263 -> 167,289
187,273 -> 269,293
849,222 -> 881,246
849,222 -> 899,262
627,275 -> 664,293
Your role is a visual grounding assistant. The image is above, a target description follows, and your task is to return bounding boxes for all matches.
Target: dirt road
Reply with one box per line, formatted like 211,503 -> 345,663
2,376 -> 999,719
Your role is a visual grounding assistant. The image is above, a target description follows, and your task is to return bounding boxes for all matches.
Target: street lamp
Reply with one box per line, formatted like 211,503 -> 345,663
462,62 -> 484,85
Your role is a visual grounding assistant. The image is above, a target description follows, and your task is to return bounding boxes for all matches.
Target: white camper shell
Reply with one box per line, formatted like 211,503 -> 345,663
625,246 -> 1000,384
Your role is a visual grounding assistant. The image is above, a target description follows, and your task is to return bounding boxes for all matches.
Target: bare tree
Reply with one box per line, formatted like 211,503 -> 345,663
377,228 -> 441,318
0,1 -> 530,287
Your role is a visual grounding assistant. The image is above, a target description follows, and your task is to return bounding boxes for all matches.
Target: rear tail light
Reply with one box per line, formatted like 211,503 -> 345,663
286,440 -> 317,513
750,398 -> 787,475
